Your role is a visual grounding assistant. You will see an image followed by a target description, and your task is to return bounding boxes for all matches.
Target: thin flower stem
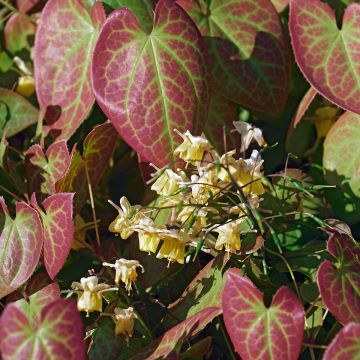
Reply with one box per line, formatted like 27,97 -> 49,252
0,184 -> 23,202
303,343 -> 328,350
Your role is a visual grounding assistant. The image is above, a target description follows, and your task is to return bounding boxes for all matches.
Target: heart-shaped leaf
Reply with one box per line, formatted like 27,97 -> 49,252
129,307 -> 221,360
0,298 -> 86,360
56,123 -> 118,212
25,140 -> 72,195
317,229 -> 360,325
4,13 -> 35,54
92,0 -> 207,167
222,269 -> 305,360
34,0 -> 105,139
177,0 -> 290,115
0,198 -> 43,299
289,0 -> 360,114
31,193 -> 74,279
323,322 -> 360,360
0,88 -> 39,138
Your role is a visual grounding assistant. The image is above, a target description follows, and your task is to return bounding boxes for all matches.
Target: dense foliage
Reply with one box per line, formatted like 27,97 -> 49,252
0,0 -> 359,359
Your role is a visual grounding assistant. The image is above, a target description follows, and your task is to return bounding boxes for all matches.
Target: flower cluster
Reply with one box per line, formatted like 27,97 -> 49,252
108,122 -> 267,265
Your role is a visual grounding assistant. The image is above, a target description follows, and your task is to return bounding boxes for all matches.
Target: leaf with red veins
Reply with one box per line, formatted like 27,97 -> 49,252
317,230 -> 360,325
0,298 -> 86,360
205,91 -> 240,154
0,88 -> 39,138
323,322 -> 360,360
177,0 -> 290,115
222,269 -> 305,360
56,123 -> 118,213
34,0 -> 105,139
0,198 -> 43,299
92,0 -> 207,167
4,13 -> 36,54
129,307 -> 221,360
31,193 -> 74,279
25,140 -> 72,195
289,0 -> 360,114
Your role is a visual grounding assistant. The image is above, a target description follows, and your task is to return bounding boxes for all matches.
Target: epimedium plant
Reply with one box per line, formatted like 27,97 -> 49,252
0,0 -> 359,359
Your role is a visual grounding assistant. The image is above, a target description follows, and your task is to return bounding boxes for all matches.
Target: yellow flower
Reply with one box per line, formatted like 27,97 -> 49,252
157,229 -> 191,266
189,166 -> 220,204
130,217 -> 162,254
113,307 -> 136,337
233,121 -> 266,152
314,106 -> 340,138
151,169 -> 183,196
213,218 -> 246,252
16,75 -> 35,97
103,258 -> 144,294
217,151 -> 238,182
177,206 -> 208,234
174,130 -> 210,164
71,276 -> 117,316
108,197 -> 143,239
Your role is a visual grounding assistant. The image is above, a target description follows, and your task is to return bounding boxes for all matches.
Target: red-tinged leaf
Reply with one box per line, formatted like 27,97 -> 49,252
324,112 -> 360,198
323,322 -> 360,360
289,0 -> 360,114
317,230 -> 360,325
0,198 -> 43,299
16,0 -> 44,13
4,13 -> 35,54
31,193 -> 74,279
129,307 -> 221,360
222,269 -> 305,360
56,123 -> 118,212
177,0 -> 290,115
25,272 -> 54,297
291,87 -> 318,131
92,0 -> 207,167
205,92 -> 240,154
0,88 -> 39,138
271,0 -> 288,12
34,0 -> 105,139
0,298 -> 86,360
25,140 -> 72,195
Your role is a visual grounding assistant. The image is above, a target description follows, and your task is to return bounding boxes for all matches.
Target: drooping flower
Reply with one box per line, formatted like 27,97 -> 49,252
71,276 -> 117,316
151,168 -> 184,197
213,218 -> 246,252
103,258 -> 144,294
177,205 -> 208,234
108,197 -> 143,239
113,307 -> 136,337
217,150 -> 238,182
233,121 -> 266,152
157,229 -> 191,265
130,217 -> 162,254
174,130 -> 211,164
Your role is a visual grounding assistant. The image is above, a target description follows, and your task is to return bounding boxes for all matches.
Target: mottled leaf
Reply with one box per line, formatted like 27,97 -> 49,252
0,298 -> 86,360
324,322 -> 360,360
317,229 -> 360,325
0,198 -> 43,299
102,0 -> 154,33
34,0 -> 105,139
0,88 -> 39,138
56,123 -> 118,212
92,0 -> 207,167
222,269 -> 305,360
129,307 -> 221,360
289,0 -> 360,114
4,13 -> 35,53
31,193 -> 74,279
177,0 -> 290,115
25,140 -> 72,195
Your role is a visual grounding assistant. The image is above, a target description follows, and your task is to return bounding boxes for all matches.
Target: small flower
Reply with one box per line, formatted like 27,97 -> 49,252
177,206 -> 208,234
313,106 -> 340,138
157,229 -> 191,266
174,130 -> 211,164
151,169 -> 184,196
108,197 -> 143,239
213,218 -> 246,252
233,121 -> 266,152
113,307 -> 137,337
103,258 -> 144,294
71,276 -> 117,316
130,217 -> 162,254
16,75 -> 35,97
217,150 -> 238,182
